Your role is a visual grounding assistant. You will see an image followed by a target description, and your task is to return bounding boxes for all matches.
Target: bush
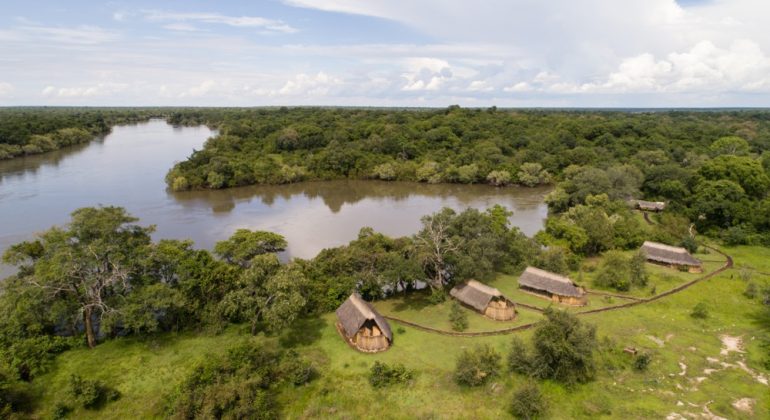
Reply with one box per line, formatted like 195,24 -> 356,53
52,402 -> 71,420
690,302 -> 709,319
593,251 -> 630,291
509,383 -> 547,419
368,361 -> 414,388
454,344 -> 502,387
508,337 -> 532,375
680,236 -> 698,254
744,282 -> 758,299
633,352 -> 652,371
428,289 -> 447,304
449,301 -> 469,331
530,308 -> 597,384
280,350 -> 315,386
67,375 -> 120,409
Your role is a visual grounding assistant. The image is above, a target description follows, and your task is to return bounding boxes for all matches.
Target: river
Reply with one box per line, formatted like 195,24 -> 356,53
0,119 -> 550,278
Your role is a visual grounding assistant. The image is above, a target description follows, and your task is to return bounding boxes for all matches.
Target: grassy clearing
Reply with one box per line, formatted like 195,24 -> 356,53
29,246 -> 769,419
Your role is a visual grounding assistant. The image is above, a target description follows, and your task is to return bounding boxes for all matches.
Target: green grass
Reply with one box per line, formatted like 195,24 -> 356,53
28,245 -> 770,419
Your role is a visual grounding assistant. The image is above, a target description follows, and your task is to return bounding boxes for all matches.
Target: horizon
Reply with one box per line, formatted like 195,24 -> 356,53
1,0 -> 769,107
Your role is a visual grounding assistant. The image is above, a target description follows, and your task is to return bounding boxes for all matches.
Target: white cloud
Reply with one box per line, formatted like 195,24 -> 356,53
0,82 -> 13,97
142,10 -> 297,34
278,72 -> 341,96
41,83 -> 128,98
162,23 -> 200,32
17,24 -> 118,44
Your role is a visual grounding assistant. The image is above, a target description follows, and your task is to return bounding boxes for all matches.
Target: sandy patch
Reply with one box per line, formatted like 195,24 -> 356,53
647,335 -> 665,347
678,361 -> 687,376
732,398 -> 755,415
720,335 -> 743,355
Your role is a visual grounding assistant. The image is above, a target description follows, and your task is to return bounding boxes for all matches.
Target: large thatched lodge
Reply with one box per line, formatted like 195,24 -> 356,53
449,280 -> 516,321
632,199 -> 666,212
640,241 -> 702,273
518,267 -> 587,306
335,293 -> 392,353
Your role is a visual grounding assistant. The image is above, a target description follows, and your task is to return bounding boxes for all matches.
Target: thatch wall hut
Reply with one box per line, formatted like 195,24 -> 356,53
450,280 -> 516,321
335,293 -> 392,353
640,241 -> 702,273
518,267 -> 587,306
633,200 -> 666,212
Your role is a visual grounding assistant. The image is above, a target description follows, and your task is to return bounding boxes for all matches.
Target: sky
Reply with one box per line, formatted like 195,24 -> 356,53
0,0 -> 769,107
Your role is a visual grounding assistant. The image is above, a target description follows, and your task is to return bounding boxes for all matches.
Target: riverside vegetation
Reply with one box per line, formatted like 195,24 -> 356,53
0,107 -> 769,418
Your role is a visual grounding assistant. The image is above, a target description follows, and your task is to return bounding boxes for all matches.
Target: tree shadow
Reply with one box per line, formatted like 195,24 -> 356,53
279,316 -> 327,348
391,291 -> 432,313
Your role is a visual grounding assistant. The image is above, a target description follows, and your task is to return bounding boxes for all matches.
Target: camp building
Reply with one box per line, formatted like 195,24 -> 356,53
640,241 -> 702,273
335,293 -> 392,353
517,267 -> 587,306
450,280 -> 516,321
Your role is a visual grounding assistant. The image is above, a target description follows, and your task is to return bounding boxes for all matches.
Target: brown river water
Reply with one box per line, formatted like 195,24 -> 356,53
0,119 -> 549,278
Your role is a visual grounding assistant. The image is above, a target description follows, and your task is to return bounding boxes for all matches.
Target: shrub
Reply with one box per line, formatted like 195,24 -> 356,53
744,282 -> 758,299
530,308 -> 597,384
368,361 -> 414,388
680,236 -> 698,254
52,402 -> 71,420
449,301 -> 469,331
690,302 -> 709,319
428,289 -> 447,304
509,383 -> 547,420
593,251 -> 631,291
633,352 -> 652,371
280,350 -> 315,386
67,375 -> 120,409
508,337 -> 533,375
454,344 -> 502,387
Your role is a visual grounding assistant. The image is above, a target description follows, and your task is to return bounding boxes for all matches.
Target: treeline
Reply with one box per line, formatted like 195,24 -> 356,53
162,107 -> 770,241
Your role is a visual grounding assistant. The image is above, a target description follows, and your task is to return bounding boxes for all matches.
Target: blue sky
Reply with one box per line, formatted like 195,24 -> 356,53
0,0 -> 768,107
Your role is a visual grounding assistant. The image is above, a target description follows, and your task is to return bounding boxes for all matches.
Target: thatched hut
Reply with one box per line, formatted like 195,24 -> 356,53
335,293 -> 392,353
449,280 -> 516,321
633,200 -> 666,212
640,241 -> 702,273
518,267 -> 587,306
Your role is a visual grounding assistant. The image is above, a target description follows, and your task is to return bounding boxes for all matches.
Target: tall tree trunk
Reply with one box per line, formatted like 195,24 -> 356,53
84,307 -> 96,349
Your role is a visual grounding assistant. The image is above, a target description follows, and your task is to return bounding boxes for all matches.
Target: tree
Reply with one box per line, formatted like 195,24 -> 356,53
709,136 -> 750,157
219,255 -> 308,334
449,301 -> 469,331
593,251 -> 631,291
415,208 -> 460,291
486,169 -> 512,187
2,207 -> 153,348
517,163 -> 550,187
689,180 -> 749,229
629,250 -> 648,287
530,308 -> 597,384
699,155 -> 770,197
214,230 -> 287,267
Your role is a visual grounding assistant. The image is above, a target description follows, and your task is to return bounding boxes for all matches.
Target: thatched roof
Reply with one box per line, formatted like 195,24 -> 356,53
336,293 -> 392,341
518,267 -> 583,298
450,280 -> 507,312
640,241 -> 701,267
635,200 -> 666,211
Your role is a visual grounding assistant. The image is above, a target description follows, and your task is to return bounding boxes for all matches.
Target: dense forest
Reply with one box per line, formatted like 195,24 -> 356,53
163,107 -> 770,242
1,107 -> 769,417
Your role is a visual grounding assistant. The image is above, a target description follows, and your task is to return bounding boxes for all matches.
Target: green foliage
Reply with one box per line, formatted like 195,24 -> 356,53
368,361 -> 414,388
517,162 -> 550,187
594,251 -> 631,291
709,136 -> 750,157
168,339 -> 311,419
680,236 -> 699,254
633,352 -> 652,372
509,383 -> 547,420
67,374 -> 120,409
214,229 -> 288,267
508,336 -> 533,375
690,302 -> 709,319
529,308 -> 597,384
449,301 -> 469,331
453,344 -> 502,387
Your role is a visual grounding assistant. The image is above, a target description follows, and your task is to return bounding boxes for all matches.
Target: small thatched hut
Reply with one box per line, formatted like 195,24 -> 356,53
640,241 -> 702,273
335,293 -> 392,353
634,200 -> 666,212
518,267 -> 587,306
450,280 -> 516,321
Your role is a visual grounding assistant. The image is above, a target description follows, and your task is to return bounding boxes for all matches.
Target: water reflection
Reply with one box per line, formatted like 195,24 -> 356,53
1,119 -> 549,279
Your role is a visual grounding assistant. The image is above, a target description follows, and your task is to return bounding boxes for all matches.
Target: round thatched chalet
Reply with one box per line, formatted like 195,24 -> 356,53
632,200 -> 666,212
640,241 -> 702,273
517,267 -> 587,306
449,280 -> 516,321
335,293 -> 392,353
